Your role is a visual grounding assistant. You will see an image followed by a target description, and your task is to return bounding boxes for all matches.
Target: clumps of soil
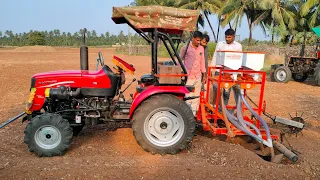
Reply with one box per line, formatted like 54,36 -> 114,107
12,46 -> 56,52
188,136 -> 267,166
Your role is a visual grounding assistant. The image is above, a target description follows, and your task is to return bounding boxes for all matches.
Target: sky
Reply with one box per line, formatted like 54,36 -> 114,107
0,0 -> 271,42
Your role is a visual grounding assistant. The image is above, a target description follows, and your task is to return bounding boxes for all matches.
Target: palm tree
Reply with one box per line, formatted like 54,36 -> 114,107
300,0 -> 320,28
176,0 -> 224,42
260,0 -> 297,31
220,0 -> 270,46
259,0 -> 298,45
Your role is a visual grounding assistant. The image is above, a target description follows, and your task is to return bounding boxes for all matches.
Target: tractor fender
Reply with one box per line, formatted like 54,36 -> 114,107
129,85 -> 190,119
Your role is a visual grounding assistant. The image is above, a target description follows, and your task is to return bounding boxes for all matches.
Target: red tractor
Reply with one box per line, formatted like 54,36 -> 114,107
0,6 -> 198,157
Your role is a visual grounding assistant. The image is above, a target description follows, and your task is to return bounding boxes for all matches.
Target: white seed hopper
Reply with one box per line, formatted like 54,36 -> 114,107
242,52 -> 265,81
242,52 -> 265,71
216,51 -> 243,80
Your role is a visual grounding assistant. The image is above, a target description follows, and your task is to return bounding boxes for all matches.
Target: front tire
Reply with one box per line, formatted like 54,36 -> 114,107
24,113 -> 73,157
132,94 -> 195,155
273,66 -> 292,83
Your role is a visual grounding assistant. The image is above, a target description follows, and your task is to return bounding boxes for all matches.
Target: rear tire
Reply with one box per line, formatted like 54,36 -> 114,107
24,113 -> 73,157
273,66 -> 292,83
132,94 -> 195,155
292,73 -> 308,82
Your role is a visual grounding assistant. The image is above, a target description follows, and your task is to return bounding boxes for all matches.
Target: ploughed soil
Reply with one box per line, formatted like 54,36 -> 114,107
0,47 -> 319,179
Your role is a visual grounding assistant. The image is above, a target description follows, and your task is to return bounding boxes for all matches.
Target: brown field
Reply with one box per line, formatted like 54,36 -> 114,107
0,46 -> 319,179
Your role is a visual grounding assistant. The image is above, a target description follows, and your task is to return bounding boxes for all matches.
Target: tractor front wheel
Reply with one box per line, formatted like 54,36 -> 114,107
273,66 -> 292,83
132,94 -> 195,155
24,113 -> 73,157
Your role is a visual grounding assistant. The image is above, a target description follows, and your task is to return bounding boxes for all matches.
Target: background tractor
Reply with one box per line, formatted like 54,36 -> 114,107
271,27 -> 320,85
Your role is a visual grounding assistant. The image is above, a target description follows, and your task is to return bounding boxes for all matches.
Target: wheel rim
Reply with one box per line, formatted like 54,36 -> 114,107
34,125 -> 62,150
144,107 -> 185,147
276,69 -> 287,81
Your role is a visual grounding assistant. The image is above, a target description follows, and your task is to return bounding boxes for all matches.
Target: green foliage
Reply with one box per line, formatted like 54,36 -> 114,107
28,31 -> 46,45
131,0 -> 176,6
0,29 -> 147,47
207,42 -> 216,59
300,0 -> 320,28
292,31 -> 319,45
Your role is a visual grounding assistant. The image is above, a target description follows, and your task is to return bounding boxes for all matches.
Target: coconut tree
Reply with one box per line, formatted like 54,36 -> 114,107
300,0 -> 320,28
258,0 -> 298,45
176,0 -> 225,42
220,0 -> 270,46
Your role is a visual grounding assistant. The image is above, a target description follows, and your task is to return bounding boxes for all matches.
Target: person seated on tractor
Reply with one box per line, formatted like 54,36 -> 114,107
180,31 -> 207,116
210,28 -> 242,108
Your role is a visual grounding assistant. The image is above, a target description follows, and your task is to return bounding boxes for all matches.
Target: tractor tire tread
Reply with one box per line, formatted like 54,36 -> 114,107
24,113 -> 73,157
132,94 -> 195,155
273,66 -> 292,83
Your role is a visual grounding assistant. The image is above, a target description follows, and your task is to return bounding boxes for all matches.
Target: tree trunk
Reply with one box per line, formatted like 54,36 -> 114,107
217,17 -> 221,42
204,12 -> 217,42
248,19 -> 253,46
271,21 -> 275,45
249,26 -> 252,46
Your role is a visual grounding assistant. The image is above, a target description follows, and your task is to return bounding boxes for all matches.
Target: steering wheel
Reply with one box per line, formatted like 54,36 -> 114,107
96,52 -> 105,70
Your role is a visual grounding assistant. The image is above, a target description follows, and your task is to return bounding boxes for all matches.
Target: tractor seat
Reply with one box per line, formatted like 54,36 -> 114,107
139,74 -> 155,85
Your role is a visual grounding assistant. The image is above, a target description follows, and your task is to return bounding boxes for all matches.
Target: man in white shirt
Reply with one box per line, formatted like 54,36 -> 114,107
210,29 -> 242,106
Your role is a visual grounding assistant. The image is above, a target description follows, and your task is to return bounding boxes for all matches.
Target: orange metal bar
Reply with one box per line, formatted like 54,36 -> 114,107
197,66 -> 278,141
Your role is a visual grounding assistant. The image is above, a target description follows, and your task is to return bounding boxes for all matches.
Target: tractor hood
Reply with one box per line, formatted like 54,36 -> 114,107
31,70 -> 83,89
32,70 -> 82,79
30,67 -> 113,89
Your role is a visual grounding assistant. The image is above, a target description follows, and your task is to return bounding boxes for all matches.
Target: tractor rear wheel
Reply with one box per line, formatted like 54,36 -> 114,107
292,73 -> 308,82
273,66 -> 292,83
24,113 -> 73,157
132,94 -> 195,155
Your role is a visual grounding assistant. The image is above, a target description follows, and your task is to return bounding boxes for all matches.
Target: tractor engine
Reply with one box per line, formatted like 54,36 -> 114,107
290,57 -> 319,75
43,86 -> 131,126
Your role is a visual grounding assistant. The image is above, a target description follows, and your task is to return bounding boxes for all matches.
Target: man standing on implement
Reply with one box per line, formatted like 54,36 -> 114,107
180,31 -> 207,116
210,28 -> 242,106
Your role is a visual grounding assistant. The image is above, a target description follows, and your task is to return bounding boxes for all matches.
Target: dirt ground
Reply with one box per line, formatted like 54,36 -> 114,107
0,47 -> 319,180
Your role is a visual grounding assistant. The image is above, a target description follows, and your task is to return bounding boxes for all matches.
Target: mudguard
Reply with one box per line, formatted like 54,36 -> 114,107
129,85 -> 190,119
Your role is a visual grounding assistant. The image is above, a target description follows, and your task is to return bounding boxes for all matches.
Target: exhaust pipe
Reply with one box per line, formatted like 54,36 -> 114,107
80,28 -> 88,71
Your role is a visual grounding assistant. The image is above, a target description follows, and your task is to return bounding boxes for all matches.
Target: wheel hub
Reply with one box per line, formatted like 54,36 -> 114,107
144,108 -> 184,147
35,126 -> 62,150
160,122 -> 168,129
276,70 -> 287,81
